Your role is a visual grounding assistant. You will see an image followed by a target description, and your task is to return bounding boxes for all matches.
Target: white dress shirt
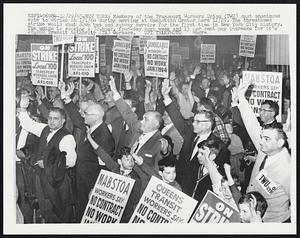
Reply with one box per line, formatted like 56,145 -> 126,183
190,132 -> 211,160
18,111 -> 77,168
134,129 -> 158,154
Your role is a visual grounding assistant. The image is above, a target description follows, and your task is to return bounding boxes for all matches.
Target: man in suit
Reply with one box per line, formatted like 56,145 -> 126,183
161,78 -> 230,201
109,76 -> 163,192
59,82 -> 115,222
17,95 -> 77,223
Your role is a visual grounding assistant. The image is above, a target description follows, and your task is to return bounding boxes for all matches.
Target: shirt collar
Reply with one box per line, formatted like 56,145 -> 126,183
90,121 -> 103,133
161,123 -> 173,135
197,131 -> 211,142
265,147 -> 288,167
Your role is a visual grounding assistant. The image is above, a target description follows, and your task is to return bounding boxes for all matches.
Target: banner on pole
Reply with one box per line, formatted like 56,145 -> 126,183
139,36 -> 157,54
16,52 -> 31,76
190,190 -> 240,223
31,44 -> 58,87
200,44 -> 216,63
243,71 -> 283,122
68,36 -> 96,77
144,40 -> 169,78
52,34 -> 74,45
129,176 -> 197,223
112,40 -> 131,73
239,35 -> 257,58
81,170 -> 135,224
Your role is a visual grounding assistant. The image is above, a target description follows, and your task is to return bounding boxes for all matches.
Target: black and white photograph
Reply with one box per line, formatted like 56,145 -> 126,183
3,3 -> 297,235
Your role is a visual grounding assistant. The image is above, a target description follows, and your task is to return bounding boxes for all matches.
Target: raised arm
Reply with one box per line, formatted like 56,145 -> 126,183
161,78 -> 190,137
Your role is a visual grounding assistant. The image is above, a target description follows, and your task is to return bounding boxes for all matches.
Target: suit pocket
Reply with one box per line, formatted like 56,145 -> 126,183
144,153 -> 153,158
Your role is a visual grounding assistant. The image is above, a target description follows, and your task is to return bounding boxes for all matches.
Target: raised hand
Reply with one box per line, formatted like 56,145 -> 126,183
109,75 -> 118,93
145,80 -> 152,94
161,78 -> 171,98
58,81 -> 67,99
193,65 -> 201,76
249,194 -> 263,223
231,87 -> 239,104
35,86 -> 45,102
237,76 -> 252,100
19,94 -> 30,109
169,71 -> 176,81
160,138 -> 169,155
123,70 -> 133,83
65,82 -> 75,98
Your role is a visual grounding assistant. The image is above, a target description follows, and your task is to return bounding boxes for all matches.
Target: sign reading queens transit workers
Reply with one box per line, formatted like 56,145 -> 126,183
81,170 -> 135,224
144,40 -> 169,78
31,44 -> 58,86
243,71 -> 283,122
129,176 -> 197,223
112,39 -> 132,73
68,35 -> 96,77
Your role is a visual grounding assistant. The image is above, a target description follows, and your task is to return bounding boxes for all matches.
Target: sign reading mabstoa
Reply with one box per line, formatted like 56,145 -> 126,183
31,44 -> 58,86
16,52 -> 31,76
200,44 -> 216,63
144,40 -> 169,78
243,71 -> 282,122
81,170 -> 135,224
129,176 -> 197,223
190,190 -> 240,223
239,35 -> 257,58
68,36 -> 96,77
112,40 -> 131,73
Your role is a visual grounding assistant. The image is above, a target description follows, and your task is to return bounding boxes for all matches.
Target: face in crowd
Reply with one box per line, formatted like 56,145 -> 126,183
159,166 -> 176,184
118,154 -> 135,170
48,109 -> 66,131
201,78 -> 210,90
140,111 -> 161,133
259,128 -> 285,156
83,104 -> 104,127
238,203 -> 253,223
192,112 -> 212,135
48,87 -> 60,101
259,103 -> 276,124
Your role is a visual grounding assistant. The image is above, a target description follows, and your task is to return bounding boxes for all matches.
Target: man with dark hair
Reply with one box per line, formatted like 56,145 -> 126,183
17,96 -> 77,223
236,79 -> 291,223
259,100 -> 281,128
238,191 -> 268,223
161,78 -> 230,201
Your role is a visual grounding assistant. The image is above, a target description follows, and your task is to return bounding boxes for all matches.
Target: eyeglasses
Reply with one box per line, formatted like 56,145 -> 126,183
259,108 -> 274,113
83,111 -> 97,116
193,120 -> 210,124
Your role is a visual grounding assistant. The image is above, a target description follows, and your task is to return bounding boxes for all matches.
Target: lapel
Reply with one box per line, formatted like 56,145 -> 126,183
138,130 -> 161,153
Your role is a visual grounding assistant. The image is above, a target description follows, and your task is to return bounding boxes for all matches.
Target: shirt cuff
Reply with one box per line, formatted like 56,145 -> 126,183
64,98 -> 72,104
98,157 -> 106,166
190,74 -> 196,80
113,91 -> 121,101
125,83 -> 132,90
231,102 -> 238,108
163,97 -> 172,106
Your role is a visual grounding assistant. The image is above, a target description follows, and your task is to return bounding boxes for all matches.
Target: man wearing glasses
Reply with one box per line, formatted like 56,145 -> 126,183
161,78 -> 230,202
59,81 -> 115,222
258,100 -> 282,128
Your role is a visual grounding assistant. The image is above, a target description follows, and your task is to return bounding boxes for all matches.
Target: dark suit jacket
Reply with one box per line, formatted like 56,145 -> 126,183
165,101 -> 230,198
115,96 -> 163,192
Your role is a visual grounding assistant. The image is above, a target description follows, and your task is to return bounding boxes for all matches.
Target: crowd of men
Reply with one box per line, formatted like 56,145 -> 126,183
15,62 -> 292,223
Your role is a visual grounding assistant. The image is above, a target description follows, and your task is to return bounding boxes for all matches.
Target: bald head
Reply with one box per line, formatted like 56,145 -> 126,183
141,111 -> 162,133
84,103 -> 105,127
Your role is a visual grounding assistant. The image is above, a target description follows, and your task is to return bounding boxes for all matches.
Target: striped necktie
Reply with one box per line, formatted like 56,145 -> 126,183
259,155 -> 268,171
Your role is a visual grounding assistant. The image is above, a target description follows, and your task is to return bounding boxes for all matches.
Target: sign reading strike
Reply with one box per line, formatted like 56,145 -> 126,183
243,71 -> 283,122
31,44 -> 58,86
112,40 -> 131,73
144,40 -> 169,78
129,176 -> 197,223
200,44 -> 216,63
16,52 -> 31,76
239,35 -> 257,58
190,190 -> 240,223
81,170 -> 135,224
68,36 -> 96,77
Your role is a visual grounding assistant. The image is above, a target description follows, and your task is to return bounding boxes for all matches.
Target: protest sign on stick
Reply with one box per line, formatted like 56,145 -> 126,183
129,176 -> 198,223
239,35 -> 257,58
16,52 -> 31,77
243,71 -> 283,122
200,44 -> 216,63
81,170 -> 135,224
112,39 -> 131,74
139,36 -> 157,54
68,35 -> 96,77
31,44 -> 58,87
189,190 -> 240,223
144,40 -> 169,78
95,36 -> 100,74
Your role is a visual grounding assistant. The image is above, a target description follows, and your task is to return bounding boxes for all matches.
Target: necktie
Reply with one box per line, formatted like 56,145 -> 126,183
133,134 -> 144,153
190,136 -> 200,160
259,155 -> 268,171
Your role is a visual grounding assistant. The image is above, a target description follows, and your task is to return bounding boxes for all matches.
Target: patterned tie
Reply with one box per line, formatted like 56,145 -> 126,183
259,155 -> 268,171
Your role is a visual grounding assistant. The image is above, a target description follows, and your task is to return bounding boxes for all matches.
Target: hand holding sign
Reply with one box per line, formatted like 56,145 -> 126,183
19,94 -> 30,110
145,80 -> 152,94
109,76 -> 118,93
237,77 -> 252,101
193,65 -> 201,76
123,70 -> 133,83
